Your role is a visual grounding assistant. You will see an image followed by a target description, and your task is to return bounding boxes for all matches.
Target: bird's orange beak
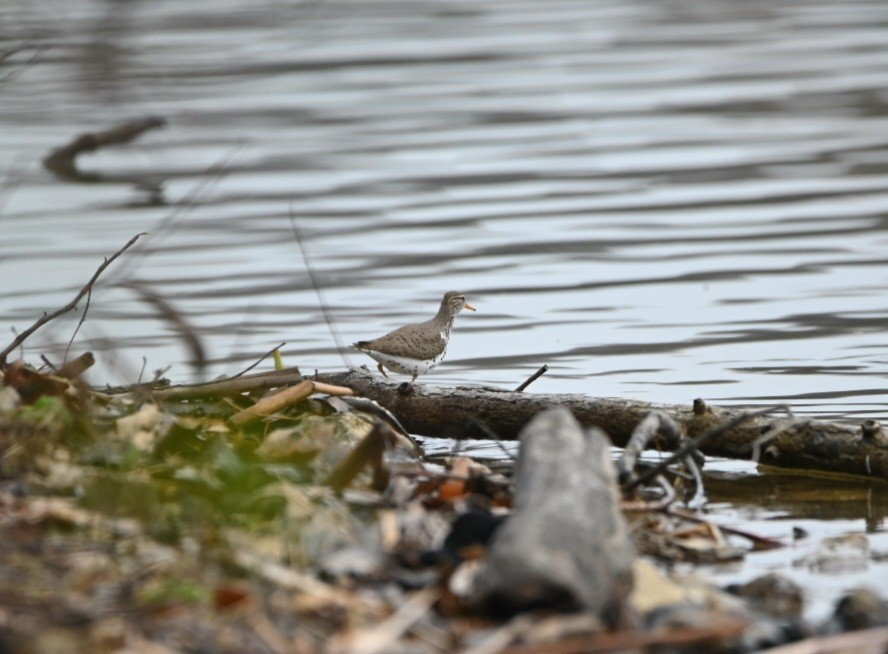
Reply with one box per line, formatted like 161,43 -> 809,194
464,302 -> 476,311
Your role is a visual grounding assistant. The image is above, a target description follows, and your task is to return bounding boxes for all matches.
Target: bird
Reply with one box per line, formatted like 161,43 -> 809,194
352,291 -> 476,382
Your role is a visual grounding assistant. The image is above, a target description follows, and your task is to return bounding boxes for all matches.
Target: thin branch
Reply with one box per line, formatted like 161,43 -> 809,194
63,287 -> 91,364
751,413 -> 797,462
622,404 -> 792,493
622,474 -> 677,512
1,43 -> 48,84
514,364 -> 548,392
151,365 -> 171,383
114,144 -> 246,283
288,202 -> 350,367
0,232 -> 147,368
126,282 -> 206,374
617,410 -> 682,487
231,342 -> 287,378
39,354 -> 57,372
337,395 -> 411,437
468,417 -> 517,462
683,454 -> 707,510
667,507 -> 784,551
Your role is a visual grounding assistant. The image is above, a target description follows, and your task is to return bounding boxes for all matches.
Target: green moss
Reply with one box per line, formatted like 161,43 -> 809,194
137,575 -> 211,607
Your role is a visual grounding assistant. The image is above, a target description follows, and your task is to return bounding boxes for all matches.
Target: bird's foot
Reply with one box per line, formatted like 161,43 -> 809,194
377,363 -> 389,378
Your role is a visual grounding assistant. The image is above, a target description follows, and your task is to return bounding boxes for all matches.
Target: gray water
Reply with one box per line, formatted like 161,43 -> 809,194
3,0 -> 888,422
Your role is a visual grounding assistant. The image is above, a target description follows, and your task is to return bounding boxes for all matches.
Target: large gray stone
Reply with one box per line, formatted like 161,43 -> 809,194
477,407 -> 634,623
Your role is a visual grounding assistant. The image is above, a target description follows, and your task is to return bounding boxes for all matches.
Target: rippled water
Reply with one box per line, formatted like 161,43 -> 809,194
2,0 -> 888,425
4,0 -> 888,624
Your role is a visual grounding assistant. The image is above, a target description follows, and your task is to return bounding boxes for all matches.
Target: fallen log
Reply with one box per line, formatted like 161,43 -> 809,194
313,368 -> 888,480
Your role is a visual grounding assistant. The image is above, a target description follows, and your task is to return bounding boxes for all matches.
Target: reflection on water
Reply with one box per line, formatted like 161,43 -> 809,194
701,458 -> 888,621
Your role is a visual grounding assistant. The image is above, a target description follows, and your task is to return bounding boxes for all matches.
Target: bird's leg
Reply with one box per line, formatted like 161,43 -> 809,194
377,362 -> 389,378
411,372 -> 418,383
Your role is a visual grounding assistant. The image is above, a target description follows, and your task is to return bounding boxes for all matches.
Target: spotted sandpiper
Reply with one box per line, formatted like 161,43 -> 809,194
352,291 -> 476,382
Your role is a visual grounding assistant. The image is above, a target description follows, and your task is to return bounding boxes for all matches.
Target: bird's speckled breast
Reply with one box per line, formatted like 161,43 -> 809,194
362,349 -> 446,376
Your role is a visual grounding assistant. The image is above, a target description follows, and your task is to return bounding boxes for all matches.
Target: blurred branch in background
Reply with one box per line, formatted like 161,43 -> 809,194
42,116 -> 166,182
0,232 -> 146,368
0,42 -> 48,84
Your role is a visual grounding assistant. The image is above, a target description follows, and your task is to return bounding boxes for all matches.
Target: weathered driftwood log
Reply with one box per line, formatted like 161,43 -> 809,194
476,407 -> 634,622
313,368 -> 888,480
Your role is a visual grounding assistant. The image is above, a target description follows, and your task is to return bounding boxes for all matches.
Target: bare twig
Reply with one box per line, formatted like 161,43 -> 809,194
152,365 -> 171,382
0,232 -> 147,368
1,43 -> 48,84
337,395 -> 411,436
63,286 -> 91,364
288,204 -> 350,367
0,44 -> 23,64
623,404 -> 792,493
113,144 -> 247,283
514,364 -> 548,392
667,507 -> 783,550
617,410 -> 682,487
622,475 -> 677,512
618,411 -> 708,507
231,342 -> 286,379
469,417 -> 517,462
751,414 -> 797,462
683,455 -> 707,510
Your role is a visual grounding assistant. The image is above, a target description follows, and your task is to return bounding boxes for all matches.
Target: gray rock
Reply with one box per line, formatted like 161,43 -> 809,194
477,407 -> 634,623
729,573 -> 804,621
827,587 -> 888,633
